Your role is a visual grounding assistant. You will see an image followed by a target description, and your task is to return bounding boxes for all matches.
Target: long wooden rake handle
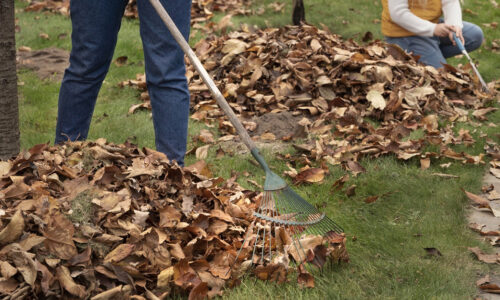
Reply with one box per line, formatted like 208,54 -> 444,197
148,0 -> 258,151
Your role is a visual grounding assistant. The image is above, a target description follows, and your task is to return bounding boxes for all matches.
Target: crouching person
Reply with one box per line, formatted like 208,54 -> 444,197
381,0 -> 484,68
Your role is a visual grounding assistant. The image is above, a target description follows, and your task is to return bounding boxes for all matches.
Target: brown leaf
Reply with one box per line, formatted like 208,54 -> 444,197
420,157 -> 431,170
159,205 -> 182,228
254,264 -> 287,283
209,251 -> 232,280
208,219 -> 228,235
421,115 -> 439,132
345,161 -> 366,176
479,283 -> 500,294
366,89 -> 386,110
91,285 -> 133,300
114,55 -> 128,67
56,266 -> 87,298
469,247 -> 499,264
0,161 -> 11,178
210,209 -> 234,223
0,278 -> 18,294
1,176 -> 30,200
198,129 -> 215,144
345,185 -> 356,197
0,210 -> 24,245
68,247 -> 92,266
0,261 -> 17,279
297,266 -> 315,288
462,189 -> 490,208
294,168 -> 325,184
469,222 -> 485,233
364,196 -> 379,203
169,243 -> 186,260
188,282 -> 208,300
173,259 -> 201,289
157,266 -> 174,290
196,145 -> 210,160
8,247 -> 37,286
104,244 -> 135,263
36,261 -> 54,295
423,247 -> 442,257
42,212 -> 77,260
331,174 -> 349,192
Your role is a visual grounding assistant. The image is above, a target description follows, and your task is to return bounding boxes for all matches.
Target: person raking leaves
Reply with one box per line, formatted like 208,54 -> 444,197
55,0 -> 191,166
381,0 -> 484,69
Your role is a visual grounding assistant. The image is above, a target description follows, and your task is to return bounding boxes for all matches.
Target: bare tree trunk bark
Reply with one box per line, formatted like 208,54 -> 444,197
292,0 -> 305,25
0,0 -> 20,160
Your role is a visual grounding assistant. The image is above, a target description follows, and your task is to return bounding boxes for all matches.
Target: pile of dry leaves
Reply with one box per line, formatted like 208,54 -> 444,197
24,0 -> 253,24
0,140 -> 348,299
122,24 -> 498,178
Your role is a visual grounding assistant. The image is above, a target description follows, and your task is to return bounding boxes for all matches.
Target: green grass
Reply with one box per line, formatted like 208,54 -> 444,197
14,0 -> 500,298
68,190 -> 95,225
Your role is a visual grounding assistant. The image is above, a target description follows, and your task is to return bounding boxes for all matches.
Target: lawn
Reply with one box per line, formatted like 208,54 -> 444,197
14,0 -> 500,299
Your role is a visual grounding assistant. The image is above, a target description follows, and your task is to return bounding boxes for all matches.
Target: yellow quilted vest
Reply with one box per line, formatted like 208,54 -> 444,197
381,0 -> 443,37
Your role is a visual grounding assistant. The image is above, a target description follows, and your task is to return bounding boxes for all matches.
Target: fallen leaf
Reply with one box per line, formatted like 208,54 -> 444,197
366,90 -> 386,110
294,168 -> 325,184
0,210 -> 24,245
469,247 -> 499,264
462,189 -> 490,208
104,244 -> 135,263
423,247 -> 442,257
364,196 -> 379,203
56,266 -> 87,298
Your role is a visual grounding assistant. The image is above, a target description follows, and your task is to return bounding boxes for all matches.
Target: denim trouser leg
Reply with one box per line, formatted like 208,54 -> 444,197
137,0 -> 192,166
56,0 -> 128,143
386,35 -> 445,68
385,21 -> 484,69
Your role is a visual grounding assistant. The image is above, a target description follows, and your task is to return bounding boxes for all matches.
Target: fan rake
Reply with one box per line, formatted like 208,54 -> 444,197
148,0 -> 344,274
231,149 -> 344,271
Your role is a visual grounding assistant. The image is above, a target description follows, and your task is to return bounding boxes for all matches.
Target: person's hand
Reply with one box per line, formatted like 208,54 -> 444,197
448,27 -> 464,46
433,23 -> 455,38
434,24 -> 465,46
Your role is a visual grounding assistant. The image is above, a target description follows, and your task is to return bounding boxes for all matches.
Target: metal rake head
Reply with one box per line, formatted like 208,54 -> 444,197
231,185 -> 344,274
228,148 -> 345,276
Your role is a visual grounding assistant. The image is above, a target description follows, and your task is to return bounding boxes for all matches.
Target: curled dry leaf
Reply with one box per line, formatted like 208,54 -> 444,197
56,266 -> 87,298
294,168 -> 325,184
0,210 -> 24,245
462,189 -> 490,208
104,244 -> 135,263
469,247 -> 499,264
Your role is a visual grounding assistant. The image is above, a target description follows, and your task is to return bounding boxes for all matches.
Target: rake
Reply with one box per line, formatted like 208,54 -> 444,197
452,33 -> 490,93
148,0 -> 344,270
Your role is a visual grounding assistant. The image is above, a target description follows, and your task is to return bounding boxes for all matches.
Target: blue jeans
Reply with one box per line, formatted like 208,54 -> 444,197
385,21 -> 484,68
55,0 -> 191,165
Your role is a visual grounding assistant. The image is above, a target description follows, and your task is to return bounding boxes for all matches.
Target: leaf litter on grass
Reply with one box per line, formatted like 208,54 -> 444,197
0,140 -> 348,298
123,24 -> 498,177
24,0 -> 255,26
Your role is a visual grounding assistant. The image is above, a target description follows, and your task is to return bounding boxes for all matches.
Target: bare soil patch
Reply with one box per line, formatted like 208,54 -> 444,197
249,111 -> 306,139
17,47 -> 69,80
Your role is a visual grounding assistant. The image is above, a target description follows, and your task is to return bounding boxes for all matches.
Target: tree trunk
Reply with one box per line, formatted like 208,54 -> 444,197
0,0 -> 20,160
292,0 -> 305,25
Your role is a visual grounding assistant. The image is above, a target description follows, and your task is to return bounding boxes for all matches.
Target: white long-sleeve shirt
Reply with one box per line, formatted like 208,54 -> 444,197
388,0 -> 463,37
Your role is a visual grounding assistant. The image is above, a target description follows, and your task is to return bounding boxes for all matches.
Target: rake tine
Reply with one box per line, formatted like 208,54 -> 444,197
260,223 -> 267,264
226,219 -> 256,276
252,223 -> 262,266
280,190 -> 325,269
